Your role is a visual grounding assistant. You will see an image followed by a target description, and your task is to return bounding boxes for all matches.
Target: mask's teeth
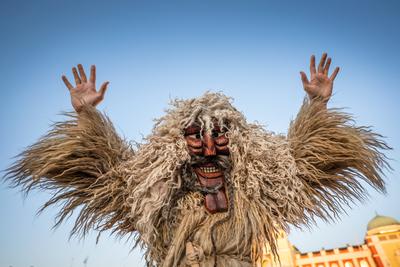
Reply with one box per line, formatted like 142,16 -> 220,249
198,166 -> 220,173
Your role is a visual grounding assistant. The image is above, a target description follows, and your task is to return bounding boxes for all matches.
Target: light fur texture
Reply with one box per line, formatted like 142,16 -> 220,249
5,106 -> 135,238
5,92 -> 390,266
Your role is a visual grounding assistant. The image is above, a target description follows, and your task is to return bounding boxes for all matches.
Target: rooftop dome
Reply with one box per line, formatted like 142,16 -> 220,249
367,214 -> 400,231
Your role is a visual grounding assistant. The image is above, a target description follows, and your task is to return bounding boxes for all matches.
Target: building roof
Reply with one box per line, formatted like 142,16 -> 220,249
367,214 -> 400,230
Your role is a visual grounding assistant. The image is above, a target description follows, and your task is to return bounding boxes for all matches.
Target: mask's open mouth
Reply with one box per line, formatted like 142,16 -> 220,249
192,161 -> 228,214
193,162 -> 223,179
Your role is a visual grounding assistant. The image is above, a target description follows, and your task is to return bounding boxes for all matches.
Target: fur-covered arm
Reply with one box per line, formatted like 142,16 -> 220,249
5,105 -> 135,237
287,98 -> 390,219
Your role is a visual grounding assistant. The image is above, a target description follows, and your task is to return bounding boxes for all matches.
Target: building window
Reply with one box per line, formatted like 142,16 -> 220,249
330,263 -> 339,267
378,236 -> 387,241
359,260 -> 369,267
344,262 -> 353,267
316,264 -> 324,267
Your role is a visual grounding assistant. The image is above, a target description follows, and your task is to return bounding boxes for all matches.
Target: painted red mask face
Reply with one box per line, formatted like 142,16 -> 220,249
184,124 -> 230,214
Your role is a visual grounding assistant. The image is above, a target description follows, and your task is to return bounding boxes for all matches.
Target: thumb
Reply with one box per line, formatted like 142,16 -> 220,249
300,71 -> 309,84
99,81 -> 109,98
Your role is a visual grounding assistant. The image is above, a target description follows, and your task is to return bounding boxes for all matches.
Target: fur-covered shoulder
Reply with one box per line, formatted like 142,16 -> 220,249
287,97 -> 390,222
5,105 -> 135,238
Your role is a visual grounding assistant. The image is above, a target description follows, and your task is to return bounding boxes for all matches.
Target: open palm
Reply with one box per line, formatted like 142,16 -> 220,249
300,53 -> 340,102
62,64 -> 109,112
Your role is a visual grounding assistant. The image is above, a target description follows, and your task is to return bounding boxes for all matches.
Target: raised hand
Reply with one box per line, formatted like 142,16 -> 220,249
62,64 -> 109,112
300,53 -> 340,103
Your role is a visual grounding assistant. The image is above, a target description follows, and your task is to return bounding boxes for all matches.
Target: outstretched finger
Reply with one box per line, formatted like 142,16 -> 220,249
78,64 -> 87,82
324,58 -> 332,75
62,75 -> 74,91
330,67 -> 340,81
90,65 -> 96,84
310,55 -> 316,79
300,71 -> 309,85
318,53 -> 327,73
99,81 -> 109,98
72,67 -> 81,85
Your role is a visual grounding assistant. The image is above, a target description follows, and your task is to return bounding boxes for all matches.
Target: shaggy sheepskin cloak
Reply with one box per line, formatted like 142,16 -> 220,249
6,92 -> 390,266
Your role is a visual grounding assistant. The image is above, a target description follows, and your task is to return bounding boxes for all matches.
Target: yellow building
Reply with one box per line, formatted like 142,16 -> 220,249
261,214 -> 400,267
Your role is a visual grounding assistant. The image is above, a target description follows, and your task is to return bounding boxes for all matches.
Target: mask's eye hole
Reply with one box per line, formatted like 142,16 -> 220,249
212,131 -> 225,138
188,132 -> 201,139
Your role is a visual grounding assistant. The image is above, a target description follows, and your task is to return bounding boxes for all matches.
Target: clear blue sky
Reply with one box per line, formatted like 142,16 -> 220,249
1,0 -> 399,266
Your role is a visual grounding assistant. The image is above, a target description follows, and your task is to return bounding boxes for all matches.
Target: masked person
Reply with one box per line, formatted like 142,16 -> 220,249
6,54 -> 390,267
